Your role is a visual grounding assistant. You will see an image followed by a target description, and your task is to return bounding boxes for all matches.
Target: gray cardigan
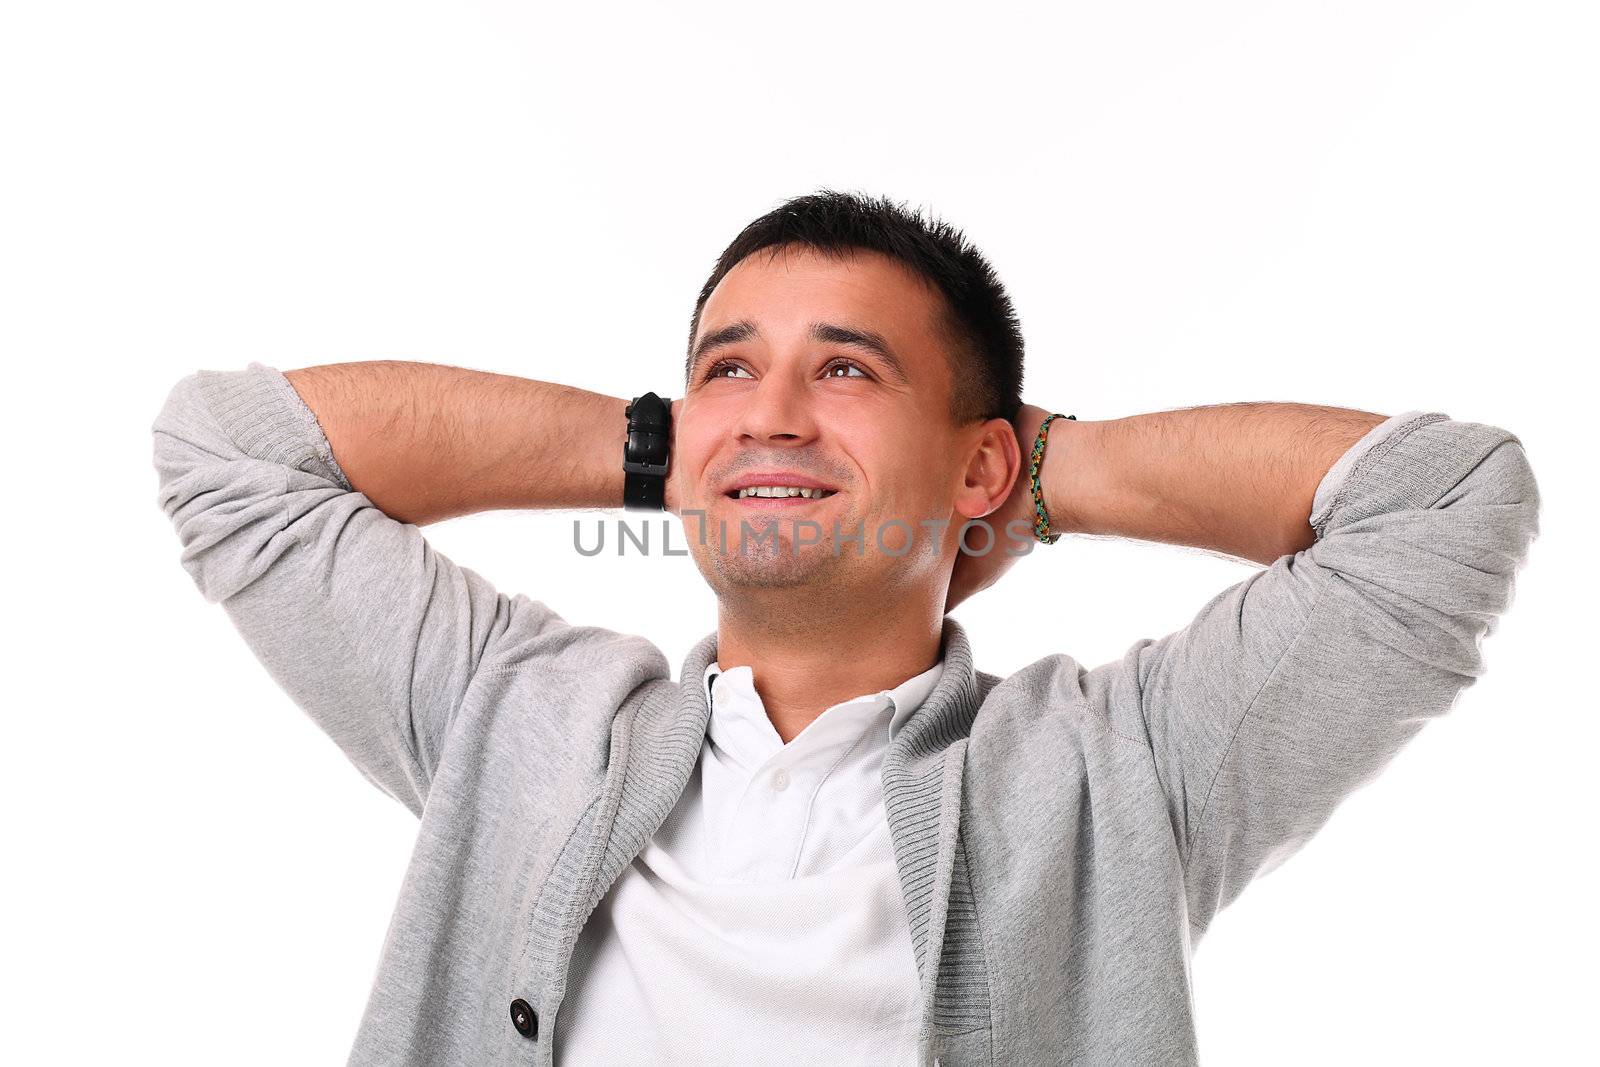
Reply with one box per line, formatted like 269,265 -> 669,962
151,364 -> 1542,1065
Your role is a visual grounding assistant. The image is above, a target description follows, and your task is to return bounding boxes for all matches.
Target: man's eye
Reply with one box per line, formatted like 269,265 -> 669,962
823,359 -> 869,379
705,360 -> 752,380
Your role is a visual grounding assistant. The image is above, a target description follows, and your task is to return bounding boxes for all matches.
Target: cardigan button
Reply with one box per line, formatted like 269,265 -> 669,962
509,998 -> 538,1039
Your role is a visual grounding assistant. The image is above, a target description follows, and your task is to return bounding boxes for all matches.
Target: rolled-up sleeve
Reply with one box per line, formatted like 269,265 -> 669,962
151,362 -> 634,817
1092,411 -> 1543,938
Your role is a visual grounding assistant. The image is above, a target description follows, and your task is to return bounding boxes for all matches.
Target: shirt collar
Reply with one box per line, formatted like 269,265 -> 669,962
701,656 -> 944,769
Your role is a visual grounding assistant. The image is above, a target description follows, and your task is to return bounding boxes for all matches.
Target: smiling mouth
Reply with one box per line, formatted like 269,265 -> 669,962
725,486 -> 839,500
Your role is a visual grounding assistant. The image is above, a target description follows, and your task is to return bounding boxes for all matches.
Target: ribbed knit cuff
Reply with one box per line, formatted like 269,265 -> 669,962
1310,411 -> 1521,540
193,361 -> 353,491
1310,409 -> 1426,524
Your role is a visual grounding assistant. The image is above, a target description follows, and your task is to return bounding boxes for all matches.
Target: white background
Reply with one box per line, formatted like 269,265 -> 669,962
3,1 -> 1595,1063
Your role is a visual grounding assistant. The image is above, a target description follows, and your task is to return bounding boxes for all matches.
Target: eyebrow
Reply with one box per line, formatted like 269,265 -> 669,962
689,319 -> 911,386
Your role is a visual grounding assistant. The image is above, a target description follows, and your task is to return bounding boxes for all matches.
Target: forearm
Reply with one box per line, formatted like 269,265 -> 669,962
283,360 -> 628,526
1034,401 -> 1389,566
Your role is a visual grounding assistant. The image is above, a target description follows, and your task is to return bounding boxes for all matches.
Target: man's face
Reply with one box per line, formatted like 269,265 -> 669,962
676,242 -> 976,606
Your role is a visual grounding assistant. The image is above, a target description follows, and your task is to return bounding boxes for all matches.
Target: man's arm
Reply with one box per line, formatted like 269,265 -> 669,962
943,402 -> 1406,613
1046,404 -> 1542,936
152,360 -> 667,817
280,360 -> 638,527
1038,400 -> 1393,565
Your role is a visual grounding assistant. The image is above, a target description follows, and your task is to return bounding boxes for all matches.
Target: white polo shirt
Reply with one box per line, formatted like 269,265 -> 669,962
554,655 -> 946,1065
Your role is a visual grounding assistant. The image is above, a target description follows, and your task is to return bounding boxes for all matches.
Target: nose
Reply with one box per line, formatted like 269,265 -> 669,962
732,368 -> 820,446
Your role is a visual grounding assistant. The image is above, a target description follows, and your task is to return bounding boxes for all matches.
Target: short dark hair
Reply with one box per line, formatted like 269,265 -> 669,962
685,189 -> 1025,426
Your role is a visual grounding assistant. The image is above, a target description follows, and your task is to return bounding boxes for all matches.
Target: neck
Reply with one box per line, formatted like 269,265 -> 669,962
713,592 -> 944,745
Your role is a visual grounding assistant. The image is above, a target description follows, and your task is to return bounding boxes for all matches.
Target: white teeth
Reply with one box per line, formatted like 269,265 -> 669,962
736,485 -> 835,499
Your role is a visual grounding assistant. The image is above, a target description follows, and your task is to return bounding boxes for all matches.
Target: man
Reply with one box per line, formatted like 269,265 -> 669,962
151,190 -> 1541,1066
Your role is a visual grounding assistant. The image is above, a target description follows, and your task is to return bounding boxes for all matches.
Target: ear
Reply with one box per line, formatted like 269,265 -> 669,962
954,417 -> 1022,520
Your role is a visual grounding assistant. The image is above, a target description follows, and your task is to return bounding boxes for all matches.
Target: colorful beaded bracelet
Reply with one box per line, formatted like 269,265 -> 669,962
1029,413 -> 1076,545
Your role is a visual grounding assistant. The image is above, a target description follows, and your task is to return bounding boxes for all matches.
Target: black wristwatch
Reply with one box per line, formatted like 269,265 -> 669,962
623,392 -> 672,511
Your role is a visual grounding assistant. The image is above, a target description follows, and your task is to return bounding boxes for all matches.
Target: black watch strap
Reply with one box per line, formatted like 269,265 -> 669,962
623,392 -> 672,511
